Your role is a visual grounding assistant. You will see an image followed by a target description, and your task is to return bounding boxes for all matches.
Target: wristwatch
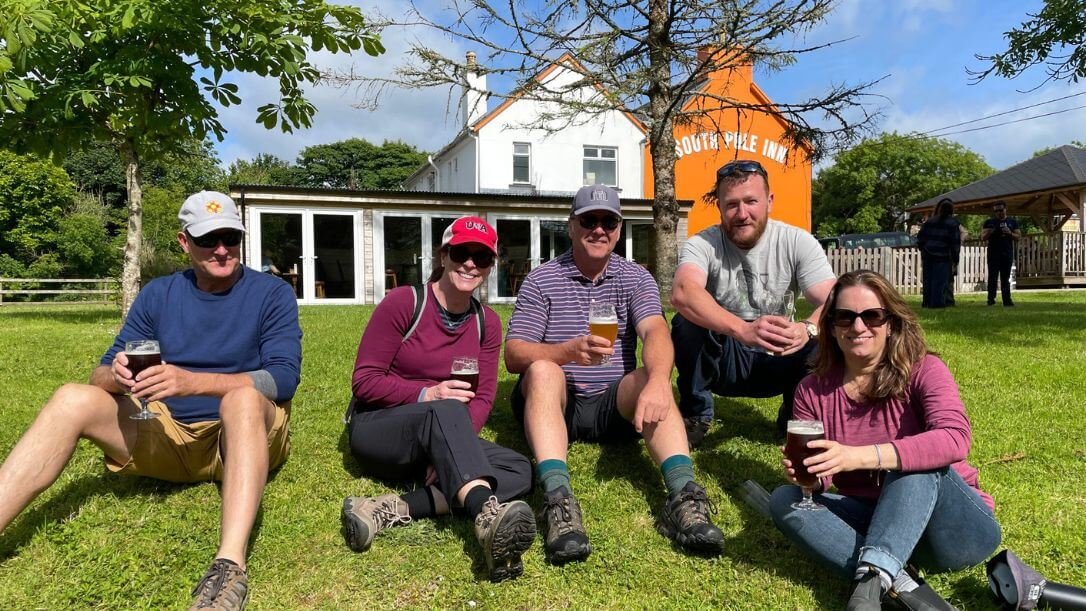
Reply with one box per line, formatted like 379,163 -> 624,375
803,320 -> 819,339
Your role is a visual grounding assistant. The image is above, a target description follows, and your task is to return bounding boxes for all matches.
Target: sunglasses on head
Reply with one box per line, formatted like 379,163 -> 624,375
831,308 -> 890,328
188,231 -> 242,248
717,159 -> 767,179
448,244 -> 496,268
576,214 -> 622,231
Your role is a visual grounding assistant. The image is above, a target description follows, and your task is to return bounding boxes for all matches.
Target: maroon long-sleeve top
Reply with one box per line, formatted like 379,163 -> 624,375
794,354 -> 994,511
351,284 -> 503,433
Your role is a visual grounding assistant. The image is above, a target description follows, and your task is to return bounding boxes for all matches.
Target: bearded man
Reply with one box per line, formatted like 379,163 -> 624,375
670,160 -> 836,446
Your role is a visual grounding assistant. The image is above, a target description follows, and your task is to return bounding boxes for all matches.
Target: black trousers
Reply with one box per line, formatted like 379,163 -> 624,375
987,253 -> 1013,305
671,312 -> 817,433
348,400 -> 532,504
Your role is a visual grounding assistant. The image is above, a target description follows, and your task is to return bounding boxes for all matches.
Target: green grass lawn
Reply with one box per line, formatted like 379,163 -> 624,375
1,291 -> 1084,609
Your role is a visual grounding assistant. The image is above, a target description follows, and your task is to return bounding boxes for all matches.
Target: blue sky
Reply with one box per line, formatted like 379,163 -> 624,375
215,0 -> 1086,173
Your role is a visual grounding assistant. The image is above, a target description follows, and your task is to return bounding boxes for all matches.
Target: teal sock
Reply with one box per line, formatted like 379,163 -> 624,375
537,459 -> 571,493
660,454 -> 695,497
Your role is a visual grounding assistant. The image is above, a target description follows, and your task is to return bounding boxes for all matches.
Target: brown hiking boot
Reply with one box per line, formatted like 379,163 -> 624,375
540,485 -> 592,564
341,494 -> 411,552
655,481 -> 725,555
188,558 -> 249,610
473,496 -> 536,582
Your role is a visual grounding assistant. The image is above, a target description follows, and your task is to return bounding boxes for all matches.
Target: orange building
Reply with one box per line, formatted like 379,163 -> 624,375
644,59 -> 814,235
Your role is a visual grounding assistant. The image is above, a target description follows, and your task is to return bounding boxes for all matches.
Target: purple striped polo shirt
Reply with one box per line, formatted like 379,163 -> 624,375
506,250 -> 663,396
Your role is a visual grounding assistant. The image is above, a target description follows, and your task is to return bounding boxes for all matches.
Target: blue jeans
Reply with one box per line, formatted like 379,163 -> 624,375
769,467 -> 1001,580
671,312 -> 817,432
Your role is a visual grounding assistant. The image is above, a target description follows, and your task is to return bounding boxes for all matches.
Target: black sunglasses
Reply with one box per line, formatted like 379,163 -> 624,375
448,244 -> 495,268
188,231 -> 242,248
577,214 -> 622,231
831,308 -> 891,328
717,159 -> 767,179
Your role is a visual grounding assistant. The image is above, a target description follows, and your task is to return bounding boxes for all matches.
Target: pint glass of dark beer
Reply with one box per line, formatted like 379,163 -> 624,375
785,419 -> 825,510
450,356 -> 479,393
125,339 -> 162,420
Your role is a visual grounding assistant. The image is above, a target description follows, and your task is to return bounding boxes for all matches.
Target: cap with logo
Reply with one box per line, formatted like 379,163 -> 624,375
441,216 -> 499,255
179,191 -> 246,237
572,184 -> 622,217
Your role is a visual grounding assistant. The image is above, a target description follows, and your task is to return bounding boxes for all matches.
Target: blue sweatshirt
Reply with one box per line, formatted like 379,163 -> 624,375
101,267 -> 302,423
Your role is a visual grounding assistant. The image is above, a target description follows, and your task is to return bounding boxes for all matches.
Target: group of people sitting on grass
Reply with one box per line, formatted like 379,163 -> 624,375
0,161 -> 1001,611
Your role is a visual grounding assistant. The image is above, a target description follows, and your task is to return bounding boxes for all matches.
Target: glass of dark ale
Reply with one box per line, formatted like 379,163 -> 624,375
588,301 -> 618,364
450,356 -> 479,393
125,339 -> 161,420
785,419 -> 826,510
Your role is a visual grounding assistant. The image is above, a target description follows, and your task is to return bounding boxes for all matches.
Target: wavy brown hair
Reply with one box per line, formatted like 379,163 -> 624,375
813,269 -> 931,400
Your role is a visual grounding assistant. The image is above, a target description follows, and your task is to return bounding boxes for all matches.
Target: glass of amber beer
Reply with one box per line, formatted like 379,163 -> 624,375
125,339 -> 162,420
785,419 -> 826,510
450,356 -> 479,393
588,302 -> 618,365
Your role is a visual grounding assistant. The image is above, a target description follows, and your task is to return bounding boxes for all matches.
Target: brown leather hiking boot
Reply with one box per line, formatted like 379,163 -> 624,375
341,493 -> 411,552
540,485 -> 592,564
188,558 -> 249,610
473,496 -> 536,582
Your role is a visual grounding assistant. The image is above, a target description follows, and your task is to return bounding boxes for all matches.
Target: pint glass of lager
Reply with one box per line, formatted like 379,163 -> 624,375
450,356 -> 480,393
785,419 -> 826,510
588,302 -> 618,365
125,339 -> 162,420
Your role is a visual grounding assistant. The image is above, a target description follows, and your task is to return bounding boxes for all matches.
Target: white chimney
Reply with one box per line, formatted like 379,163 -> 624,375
462,51 -> 487,127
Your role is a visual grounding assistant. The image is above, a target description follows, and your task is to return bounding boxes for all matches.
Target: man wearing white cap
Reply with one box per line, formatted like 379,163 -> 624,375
0,191 -> 302,610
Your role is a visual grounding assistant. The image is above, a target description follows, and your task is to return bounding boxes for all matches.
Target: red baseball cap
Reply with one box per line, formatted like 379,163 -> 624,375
440,216 -> 498,255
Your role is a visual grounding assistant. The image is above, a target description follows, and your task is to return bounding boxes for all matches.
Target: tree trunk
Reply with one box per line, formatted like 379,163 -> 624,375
646,0 -> 679,303
119,141 -> 143,320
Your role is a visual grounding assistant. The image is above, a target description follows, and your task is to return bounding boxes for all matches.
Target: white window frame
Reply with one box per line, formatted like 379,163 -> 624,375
512,142 -> 531,184
583,145 -> 618,187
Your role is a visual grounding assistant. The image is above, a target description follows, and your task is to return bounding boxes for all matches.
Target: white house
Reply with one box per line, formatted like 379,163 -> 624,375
403,52 -> 648,198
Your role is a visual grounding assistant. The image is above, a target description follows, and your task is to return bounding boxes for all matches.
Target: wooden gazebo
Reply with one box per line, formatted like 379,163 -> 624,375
911,145 -> 1086,287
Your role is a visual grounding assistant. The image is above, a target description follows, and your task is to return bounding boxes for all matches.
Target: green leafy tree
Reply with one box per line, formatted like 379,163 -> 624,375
813,133 -> 994,236
294,138 -> 428,189
228,153 -> 300,186
0,1 -> 383,316
55,196 -> 122,278
1032,140 -> 1086,157
0,150 -> 77,265
332,0 -> 882,297
972,0 -> 1086,86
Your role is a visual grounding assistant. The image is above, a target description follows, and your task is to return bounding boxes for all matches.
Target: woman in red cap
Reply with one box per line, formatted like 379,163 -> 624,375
341,216 -> 535,582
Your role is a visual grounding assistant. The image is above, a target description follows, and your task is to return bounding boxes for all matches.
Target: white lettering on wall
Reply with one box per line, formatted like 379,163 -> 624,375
673,130 -> 790,164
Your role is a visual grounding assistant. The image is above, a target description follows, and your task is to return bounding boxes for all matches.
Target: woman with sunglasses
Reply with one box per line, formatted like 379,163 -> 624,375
341,216 -> 535,582
769,270 -> 1000,610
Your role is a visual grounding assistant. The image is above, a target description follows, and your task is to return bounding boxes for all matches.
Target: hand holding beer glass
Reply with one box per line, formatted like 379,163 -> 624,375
785,419 -> 826,510
450,356 -> 479,393
588,302 -> 618,365
125,339 -> 162,420
761,290 -> 795,354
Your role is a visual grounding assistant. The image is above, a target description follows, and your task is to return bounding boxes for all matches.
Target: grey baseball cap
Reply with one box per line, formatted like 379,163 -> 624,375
178,191 -> 245,237
572,184 -> 622,217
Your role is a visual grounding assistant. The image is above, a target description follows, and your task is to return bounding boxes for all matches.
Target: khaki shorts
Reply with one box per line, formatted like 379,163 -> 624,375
106,397 -> 291,483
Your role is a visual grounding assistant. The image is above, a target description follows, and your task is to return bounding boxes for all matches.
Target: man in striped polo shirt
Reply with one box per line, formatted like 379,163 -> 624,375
505,184 -> 725,565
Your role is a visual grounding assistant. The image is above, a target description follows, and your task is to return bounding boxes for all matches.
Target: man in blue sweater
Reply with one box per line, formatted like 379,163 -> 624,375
0,191 -> 302,610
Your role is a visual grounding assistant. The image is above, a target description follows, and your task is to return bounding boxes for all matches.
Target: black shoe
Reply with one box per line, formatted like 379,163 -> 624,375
683,417 -> 711,449
540,486 -> 591,564
1004,301 -> 1015,307
987,301 -> 996,306
655,481 -> 725,555
474,496 -> 536,582
846,568 -> 884,611
887,583 -> 958,611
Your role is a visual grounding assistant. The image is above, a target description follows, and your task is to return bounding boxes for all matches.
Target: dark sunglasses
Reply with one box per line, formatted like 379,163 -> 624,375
831,308 -> 891,328
448,244 -> 495,268
717,159 -> 767,179
188,231 -> 242,248
577,214 -> 622,231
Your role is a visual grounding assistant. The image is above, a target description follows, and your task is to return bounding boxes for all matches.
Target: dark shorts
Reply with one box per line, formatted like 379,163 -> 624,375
510,377 -> 637,442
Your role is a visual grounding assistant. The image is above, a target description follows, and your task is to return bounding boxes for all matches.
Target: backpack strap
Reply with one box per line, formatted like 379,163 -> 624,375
402,284 -> 428,343
470,295 -> 485,346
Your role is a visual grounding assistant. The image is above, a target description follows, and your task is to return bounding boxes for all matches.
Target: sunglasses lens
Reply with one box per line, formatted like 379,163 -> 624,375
718,160 -> 765,178
449,245 -> 494,268
192,231 -> 241,248
832,309 -> 889,328
579,215 -> 620,231
861,310 -> 888,327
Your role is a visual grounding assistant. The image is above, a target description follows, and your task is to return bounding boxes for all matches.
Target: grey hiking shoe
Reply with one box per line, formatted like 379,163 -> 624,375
655,481 -> 725,554
540,485 -> 592,564
341,493 -> 411,552
188,558 -> 249,610
473,496 -> 536,582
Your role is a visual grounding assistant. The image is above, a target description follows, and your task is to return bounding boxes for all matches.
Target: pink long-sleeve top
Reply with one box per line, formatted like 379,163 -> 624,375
351,284 -> 503,434
793,354 -> 994,511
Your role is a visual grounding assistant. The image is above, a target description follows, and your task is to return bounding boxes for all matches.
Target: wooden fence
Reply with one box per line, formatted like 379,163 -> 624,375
825,246 -> 990,295
0,278 -> 120,305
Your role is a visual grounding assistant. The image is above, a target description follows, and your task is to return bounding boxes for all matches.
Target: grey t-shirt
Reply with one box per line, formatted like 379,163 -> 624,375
678,220 -> 835,320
